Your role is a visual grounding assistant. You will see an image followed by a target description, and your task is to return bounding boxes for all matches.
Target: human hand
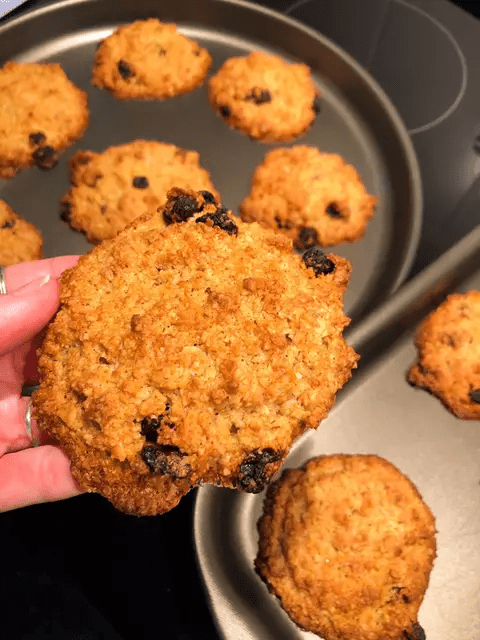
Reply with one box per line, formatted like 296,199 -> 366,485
0,256 -> 83,511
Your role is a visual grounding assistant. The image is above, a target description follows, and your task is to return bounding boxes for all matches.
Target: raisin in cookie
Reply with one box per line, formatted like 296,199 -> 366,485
92,19 -> 211,100
240,146 -> 377,248
207,51 -> 319,142
0,62 -> 89,179
0,200 -> 43,266
408,290 -> 480,419
256,454 -> 436,640
33,189 -> 357,515
60,140 -> 219,243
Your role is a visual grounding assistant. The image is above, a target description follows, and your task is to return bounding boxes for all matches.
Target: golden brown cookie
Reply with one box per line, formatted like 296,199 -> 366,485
0,62 -> 89,179
240,146 -> 377,248
255,454 -> 436,640
60,140 -> 220,243
33,189 -> 357,515
408,290 -> 480,419
0,200 -> 43,266
92,19 -> 211,100
207,51 -> 319,142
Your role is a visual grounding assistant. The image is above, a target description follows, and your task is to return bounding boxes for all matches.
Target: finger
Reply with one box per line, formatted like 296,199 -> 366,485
5,255 -> 80,292
0,276 -> 60,355
0,445 -> 83,512
0,343 -> 32,394
0,397 -> 51,456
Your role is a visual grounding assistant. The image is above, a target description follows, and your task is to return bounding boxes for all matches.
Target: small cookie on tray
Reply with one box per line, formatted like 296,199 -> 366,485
240,146 -> 377,248
0,200 -> 43,266
207,51 -> 319,142
33,189 -> 357,515
408,290 -> 480,419
60,140 -> 220,243
92,18 -> 211,100
0,62 -> 89,179
255,454 -> 436,640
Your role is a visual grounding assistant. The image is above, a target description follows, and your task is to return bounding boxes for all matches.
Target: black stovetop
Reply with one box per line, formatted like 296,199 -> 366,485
1,1 -> 479,639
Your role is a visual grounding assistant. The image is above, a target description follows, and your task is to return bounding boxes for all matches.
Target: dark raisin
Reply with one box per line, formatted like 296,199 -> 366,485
141,446 -> 160,472
140,416 -> 162,443
285,334 -> 292,342
195,208 -> 238,236
230,424 -> 239,435
29,132 -> 46,146
100,204 -> 107,215
158,47 -> 166,55
245,87 -> 271,105
132,176 -> 149,189
313,96 -> 321,114
141,444 -> 189,478
238,448 -> 282,493
274,216 -> 293,230
402,594 -> 410,603
469,389 -> 480,404
403,623 -> 426,640
163,194 -> 201,224
199,190 -> 216,205
295,226 -> 318,249
219,105 -> 231,117
60,201 -> 72,222
99,357 -> 109,364
302,247 -> 335,276
117,59 -> 134,79
32,146 -> 57,170
1,219 -> 15,229
326,203 -> 342,218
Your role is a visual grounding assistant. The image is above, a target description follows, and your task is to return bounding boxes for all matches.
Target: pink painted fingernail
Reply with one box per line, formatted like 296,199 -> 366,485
12,275 -> 51,296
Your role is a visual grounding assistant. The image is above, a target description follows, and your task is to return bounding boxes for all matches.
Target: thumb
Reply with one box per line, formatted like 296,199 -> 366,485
0,276 -> 60,356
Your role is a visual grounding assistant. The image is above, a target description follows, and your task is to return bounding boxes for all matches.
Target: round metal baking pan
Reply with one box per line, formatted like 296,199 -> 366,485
0,0 -> 421,322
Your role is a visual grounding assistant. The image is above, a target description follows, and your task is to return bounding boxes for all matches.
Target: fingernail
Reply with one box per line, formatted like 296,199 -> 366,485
12,275 -> 51,296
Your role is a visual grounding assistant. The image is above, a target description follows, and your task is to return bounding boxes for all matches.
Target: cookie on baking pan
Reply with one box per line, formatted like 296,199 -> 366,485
255,454 -> 436,640
207,51 -> 319,142
0,200 -> 43,267
60,140 -> 220,243
0,62 -> 89,179
92,18 -> 211,100
408,290 -> 480,419
240,146 -> 377,249
33,189 -> 357,515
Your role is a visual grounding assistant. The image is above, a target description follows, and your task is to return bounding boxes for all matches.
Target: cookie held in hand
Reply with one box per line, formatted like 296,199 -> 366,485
34,189 -> 357,515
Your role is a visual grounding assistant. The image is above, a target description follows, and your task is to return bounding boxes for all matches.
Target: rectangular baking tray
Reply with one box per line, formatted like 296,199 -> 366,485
195,217 -> 480,640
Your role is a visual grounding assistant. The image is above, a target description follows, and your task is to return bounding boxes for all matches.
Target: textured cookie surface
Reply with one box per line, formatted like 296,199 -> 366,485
255,454 -> 436,640
208,52 -> 319,142
0,62 -> 89,179
240,146 -> 377,248
93,19 -> 211,100
0,200 -> 43,266
61,140 -> 219,243
33,189 -> 357,515
408,290 -> 480,419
